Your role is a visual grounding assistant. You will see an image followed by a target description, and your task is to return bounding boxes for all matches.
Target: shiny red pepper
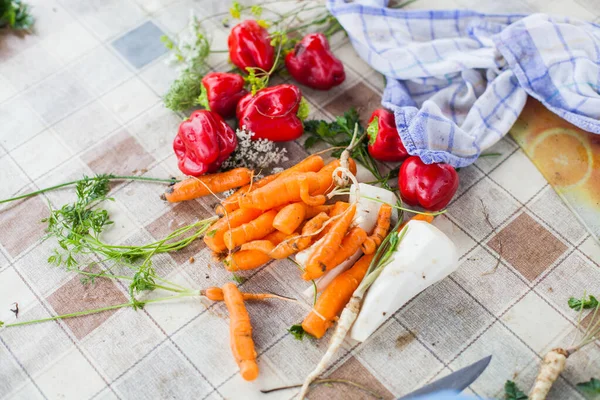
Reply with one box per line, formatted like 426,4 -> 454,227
367,109 -> 409,162
228,20 -> 275,72
398,156 -> 459,211
236,84 -> 305,142
173,110 -> 237,176
284,33 -> 345,90
200,72 -> 248,119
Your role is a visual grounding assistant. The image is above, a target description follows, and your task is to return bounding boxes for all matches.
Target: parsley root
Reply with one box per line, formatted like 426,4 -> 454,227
530,348 -> 569,400
302,254 -> 374,338
162,168 -> 252,202
222,283 -> 259,381
362,204 -> 392,255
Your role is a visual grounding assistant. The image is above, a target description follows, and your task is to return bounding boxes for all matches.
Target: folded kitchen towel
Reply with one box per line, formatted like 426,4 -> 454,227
328,0 -> 600,167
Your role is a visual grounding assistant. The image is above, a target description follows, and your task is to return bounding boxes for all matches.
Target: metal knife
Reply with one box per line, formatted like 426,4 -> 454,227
397,355 -> 492,400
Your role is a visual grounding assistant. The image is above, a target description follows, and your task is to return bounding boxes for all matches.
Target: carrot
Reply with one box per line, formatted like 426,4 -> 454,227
304,204 -> 356,279
242,212 -> 330,259
313,158 -> 357,195
302,254 -> 374,338
224,210 -> 278,250
204,208 -> 263,253
303,227 -> 367,281
224,250 -> 271,271
362,204 -> 393,255
305,204 -> 334,218
397,213 -> 435,233
216,174 -> 280,216
202,287 -> 277,301
316,201 -> 350,240
278,154 -> 325,179
222,283 -> 259,381
273,203 -> 307,235
238,172 -> 324,211
162,168 -> 252,202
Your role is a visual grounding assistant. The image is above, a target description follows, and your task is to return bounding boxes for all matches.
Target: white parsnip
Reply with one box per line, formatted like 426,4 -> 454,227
529,348 -> 569,400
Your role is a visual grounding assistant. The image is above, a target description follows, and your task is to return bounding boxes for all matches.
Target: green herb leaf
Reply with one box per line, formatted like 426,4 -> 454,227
568,295 -> 599,311
297,97 -> 310,121
303,136 -> 320,150
577,378 -> 600,399
0,0 -> 34,30
504,380 -> 528,400
232,273 -> 246,284
0,320 -> 4,328
288,324 -> 306,340
251,5 -> 263,17
229,1 -> 242,19
367,116 -> 379,145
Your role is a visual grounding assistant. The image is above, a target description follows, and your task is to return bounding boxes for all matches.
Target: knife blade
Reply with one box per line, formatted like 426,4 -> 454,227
397,355 -> 492,400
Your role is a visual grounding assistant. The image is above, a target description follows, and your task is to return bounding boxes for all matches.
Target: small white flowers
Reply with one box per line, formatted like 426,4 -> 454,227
221,126 -> 289,171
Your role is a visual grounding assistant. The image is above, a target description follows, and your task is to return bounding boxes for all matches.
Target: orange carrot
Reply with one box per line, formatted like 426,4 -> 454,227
278,154 -> 325,179
302,226 -> 367,281
222,283 -> 259,381
304,204 -> 357,279
224,250 -> 271,271
224,210 -> 278,250
216,173 -> 280,216
202,287 -> 276,301
305,204 -> 334,218
302,253 -> 374,339
314,158 -> 357,195
362,204 -> 393,255
238,172 -> 324,211
316,201 -> 350,240
397,213 -> 435,232
162,168 -> 252,202
204,208 -> 263,253
273,203 -> 307,235
242,212 -> 330,259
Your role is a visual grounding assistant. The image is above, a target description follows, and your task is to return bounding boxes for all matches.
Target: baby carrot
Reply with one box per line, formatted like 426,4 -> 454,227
396,213 -> 435,232
204,208 -> 263,253
304,204 -> 356,280
216,174 -> 280,216
278,154 -> 325,179
302,253 -> 374,339
224,250 -> 271,271
302,226 -> 367,281
362,204 -> 393,255
273,203 -> 307,235
222,283 -> 259,381
162,168 -> 252,202
305,204 -> 334,218
202,287 -> 276,301
314,158 -> 357,195
316,201 -> 349,240
238,172 -> 324,210
224,210 -> 278,250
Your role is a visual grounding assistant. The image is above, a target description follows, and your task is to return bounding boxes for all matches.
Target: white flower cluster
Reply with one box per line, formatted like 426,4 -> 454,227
221,126 -> 289,171
166,12 -> 210,75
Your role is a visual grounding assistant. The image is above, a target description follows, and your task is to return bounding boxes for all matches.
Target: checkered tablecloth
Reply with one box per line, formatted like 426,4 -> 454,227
1,0 -> 599,399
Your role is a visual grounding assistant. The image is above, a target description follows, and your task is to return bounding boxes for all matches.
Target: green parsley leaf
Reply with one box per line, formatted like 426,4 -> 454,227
504,380 -> 528,400
297,97 -> 310,121
288,324 -> 306,340
229,1 -> 242,19
0,0 -> 34,30
577,378 -> 600,399
250,4 -> 263,17
568,295 -> 599,311
367,116 -> 379,145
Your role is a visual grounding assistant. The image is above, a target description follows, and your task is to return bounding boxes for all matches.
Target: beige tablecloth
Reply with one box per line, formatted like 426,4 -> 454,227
1,0 -> 599,399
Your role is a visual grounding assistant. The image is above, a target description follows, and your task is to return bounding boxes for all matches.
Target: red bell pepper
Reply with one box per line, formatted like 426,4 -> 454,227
284,33 -> 345,90
367,109 -> 409,162
398,156 -> 459,211
228,20 -> 275,72
236,84 -> 306,142
173,110 -> 237,176
200,72 -> 248,119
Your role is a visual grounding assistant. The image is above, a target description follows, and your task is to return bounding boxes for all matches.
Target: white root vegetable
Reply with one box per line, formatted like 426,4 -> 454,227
350,220 -> 458,342
529,348 -> 569,400
299,183 -> 397,298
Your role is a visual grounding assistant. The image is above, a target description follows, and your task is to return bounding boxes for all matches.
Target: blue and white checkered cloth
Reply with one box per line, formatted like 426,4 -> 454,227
328,0 -> 600,167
